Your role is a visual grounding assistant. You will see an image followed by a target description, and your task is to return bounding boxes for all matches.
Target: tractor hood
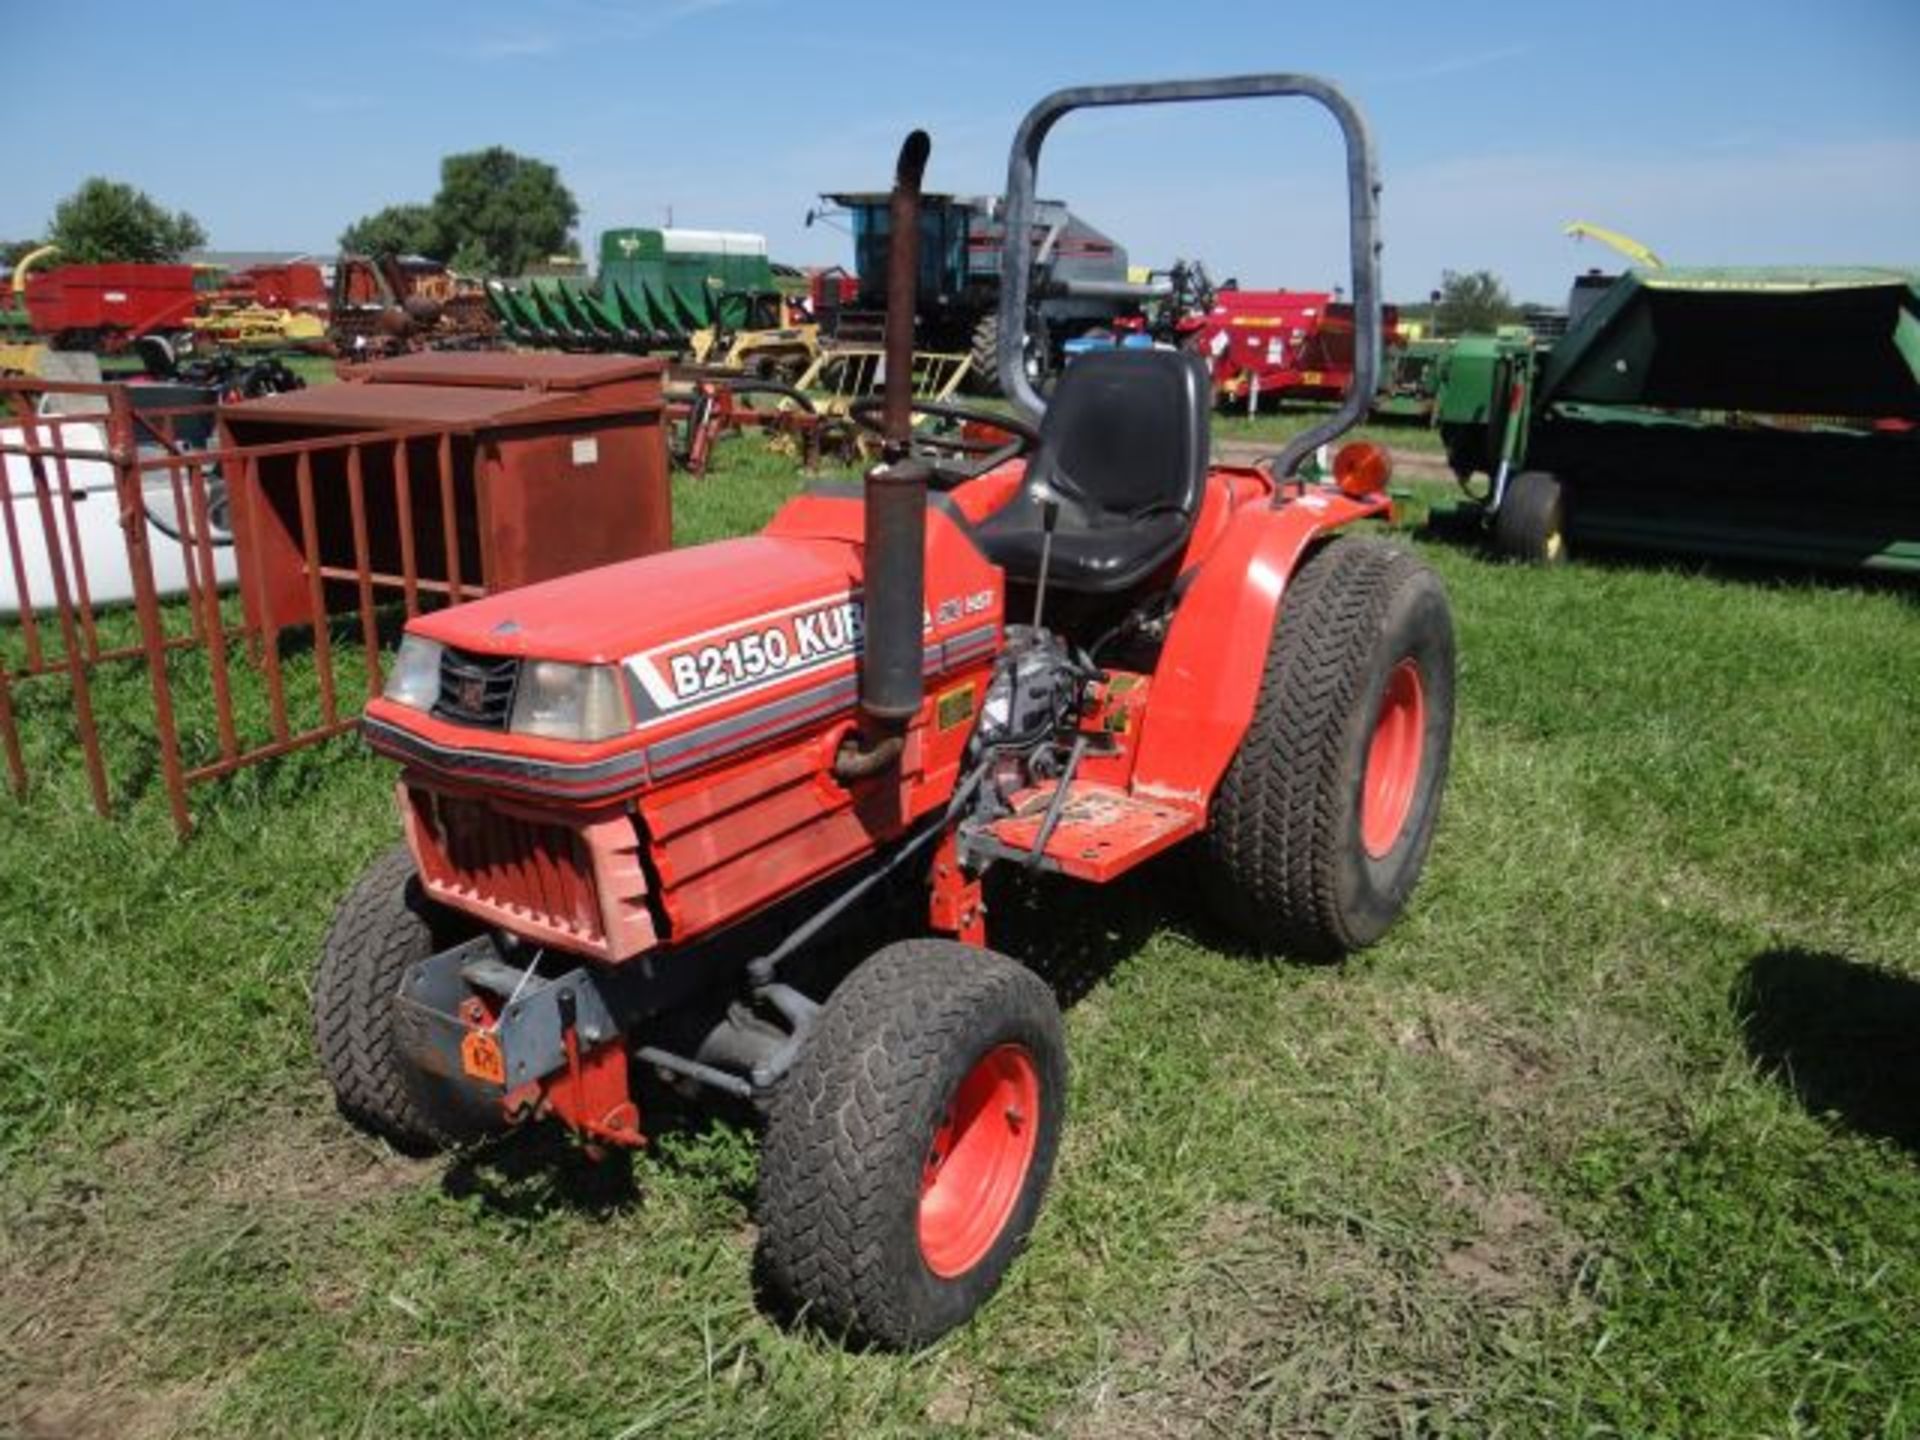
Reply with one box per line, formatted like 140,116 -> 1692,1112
404,534 -> 862,667
360,496 -> 1004,802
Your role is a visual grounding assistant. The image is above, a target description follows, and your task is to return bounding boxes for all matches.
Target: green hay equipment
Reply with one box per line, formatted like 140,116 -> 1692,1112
1437,267 -> 1920,572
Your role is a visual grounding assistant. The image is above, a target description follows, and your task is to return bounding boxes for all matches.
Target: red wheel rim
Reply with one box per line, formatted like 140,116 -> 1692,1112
1361,658 -> 1426,859
918,1044 -> 1041,1278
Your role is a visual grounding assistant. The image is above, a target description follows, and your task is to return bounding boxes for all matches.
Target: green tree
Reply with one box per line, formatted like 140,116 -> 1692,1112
47,178 -> 206,263
445,236 -> 498,276
338,202 -> 438,259
337,148 -> 578,276
430,147 -> 577,277
1434,269 -> 1517,335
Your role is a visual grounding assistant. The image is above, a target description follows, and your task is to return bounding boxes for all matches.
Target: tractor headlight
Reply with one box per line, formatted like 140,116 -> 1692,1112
509,661 -> 629,742
385,635 -> 443,711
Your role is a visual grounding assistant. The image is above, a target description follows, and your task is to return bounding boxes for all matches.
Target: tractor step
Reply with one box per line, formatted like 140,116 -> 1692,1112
978,782 -> 1202,882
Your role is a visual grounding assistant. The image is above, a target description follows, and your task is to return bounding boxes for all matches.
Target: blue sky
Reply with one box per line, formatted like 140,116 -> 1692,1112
4,0 -> 1915,303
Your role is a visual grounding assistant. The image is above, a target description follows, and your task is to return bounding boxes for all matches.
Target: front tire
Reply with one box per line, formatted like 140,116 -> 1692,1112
755,939 -> 1066,1349
1202,537 -> 1455,959
312,845 -> 474,1154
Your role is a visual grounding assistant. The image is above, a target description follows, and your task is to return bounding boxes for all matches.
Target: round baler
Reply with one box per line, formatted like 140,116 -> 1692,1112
315,73 -> 1455,1349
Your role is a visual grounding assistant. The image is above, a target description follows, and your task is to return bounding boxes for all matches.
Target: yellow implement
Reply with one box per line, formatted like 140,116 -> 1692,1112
1563,221 -> 1664,270
795,347 -> 973,414
0,340 -> 48,376
10,244 -> 58,298
189,305 -> 327,348
688,321 -> 822,380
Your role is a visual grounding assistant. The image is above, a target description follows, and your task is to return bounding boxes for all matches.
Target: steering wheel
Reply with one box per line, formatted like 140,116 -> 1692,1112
847,398 -> 1041,474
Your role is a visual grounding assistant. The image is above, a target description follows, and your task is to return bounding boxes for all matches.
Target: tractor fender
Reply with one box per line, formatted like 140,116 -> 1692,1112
1131,494 -> 1389,809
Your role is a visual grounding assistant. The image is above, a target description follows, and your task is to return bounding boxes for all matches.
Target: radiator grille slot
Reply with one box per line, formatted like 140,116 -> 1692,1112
423,795 -> 602,942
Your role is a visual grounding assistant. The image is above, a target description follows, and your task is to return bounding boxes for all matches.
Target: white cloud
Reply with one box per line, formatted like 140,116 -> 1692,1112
456,0 -> 747,60
1377,43 -> 1533,83
293,91 -> 378,114
463,33 -> 561,60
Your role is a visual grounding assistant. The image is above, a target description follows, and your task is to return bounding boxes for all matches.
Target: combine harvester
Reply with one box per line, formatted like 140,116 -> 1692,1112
812,187 -> 1162,394
1436,266 -> 1920,572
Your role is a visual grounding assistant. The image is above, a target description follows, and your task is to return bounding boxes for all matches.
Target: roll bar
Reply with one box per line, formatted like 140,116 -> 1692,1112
996,74 -> 1383,483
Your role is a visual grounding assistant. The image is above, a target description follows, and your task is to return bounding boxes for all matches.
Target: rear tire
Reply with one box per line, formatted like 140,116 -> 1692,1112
755,939 -> 1066,1349
312,846 -> 474,1154
1493,469 -> 1568,564
1202,537 -> 1455,959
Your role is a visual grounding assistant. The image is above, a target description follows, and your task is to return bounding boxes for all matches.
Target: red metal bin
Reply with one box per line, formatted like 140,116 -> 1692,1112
221,352 -> 670,639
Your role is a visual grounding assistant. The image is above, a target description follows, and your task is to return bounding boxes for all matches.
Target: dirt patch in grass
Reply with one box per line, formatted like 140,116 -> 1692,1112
1061,1200 -> 1487,1438
922,1361 -> 987,1429
1391,989 -> 1555,1106
1,1109 -> 428,1440
12,1378 -> 209,1440
1434,1166 -> 1588,1309
204,1110 -> 430,1209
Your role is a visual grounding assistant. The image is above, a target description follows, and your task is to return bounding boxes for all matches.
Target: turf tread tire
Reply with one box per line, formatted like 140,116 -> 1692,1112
313,846 -> 464,1154
1493,469 -> 1567,564
1202,537 -> 1453,958
755,939 -> 1065,1349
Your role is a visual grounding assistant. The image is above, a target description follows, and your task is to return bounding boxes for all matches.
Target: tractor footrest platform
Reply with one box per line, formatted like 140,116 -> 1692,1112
979,782 -> 1201,882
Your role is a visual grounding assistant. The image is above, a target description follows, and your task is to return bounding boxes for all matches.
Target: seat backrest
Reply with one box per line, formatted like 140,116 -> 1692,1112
1026,348 -> 1211,520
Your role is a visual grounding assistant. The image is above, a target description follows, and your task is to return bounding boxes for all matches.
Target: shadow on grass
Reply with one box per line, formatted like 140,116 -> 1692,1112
988,846 -> 1304,999
1577,545 -> 1920,598
1736,947 -> 1920,1156
434,847 -> 1300,1241
1415,499 -> 1920,601
987,864 -> 1169,1007
442,1126 -> 642,1220
440,1069 -> 759,1222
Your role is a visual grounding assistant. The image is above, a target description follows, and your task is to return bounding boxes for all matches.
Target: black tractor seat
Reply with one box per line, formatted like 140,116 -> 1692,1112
971,348 -> 1212,595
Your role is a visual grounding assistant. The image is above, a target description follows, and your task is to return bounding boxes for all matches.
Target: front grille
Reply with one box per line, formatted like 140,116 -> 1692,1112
433,647 -> 519,729
402,786 -> 658,961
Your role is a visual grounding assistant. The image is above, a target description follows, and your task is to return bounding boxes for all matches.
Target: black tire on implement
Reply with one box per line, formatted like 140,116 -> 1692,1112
313,845 -> 478,1154
755,939 -> 1066,1349
1493,469 -> 1568,564
1202,536 -> 1455,959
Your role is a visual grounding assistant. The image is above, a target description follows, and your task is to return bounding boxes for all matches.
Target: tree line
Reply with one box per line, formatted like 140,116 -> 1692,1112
4,147 -> 580,280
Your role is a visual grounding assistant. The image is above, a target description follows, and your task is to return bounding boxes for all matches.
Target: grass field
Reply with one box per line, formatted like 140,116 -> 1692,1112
3,422 -> 1918,1438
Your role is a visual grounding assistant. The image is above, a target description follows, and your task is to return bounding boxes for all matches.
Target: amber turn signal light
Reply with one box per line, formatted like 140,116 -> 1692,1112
1333,441 -> 1393,497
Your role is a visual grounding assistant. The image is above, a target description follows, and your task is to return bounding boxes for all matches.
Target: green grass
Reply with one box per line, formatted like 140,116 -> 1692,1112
3,426 -> 1918,1437
1211,400 -> 1446,455
281,353 -> 343,387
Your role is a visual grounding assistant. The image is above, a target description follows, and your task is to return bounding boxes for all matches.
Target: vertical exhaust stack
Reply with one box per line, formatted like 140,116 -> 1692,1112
854,131 -> 933,738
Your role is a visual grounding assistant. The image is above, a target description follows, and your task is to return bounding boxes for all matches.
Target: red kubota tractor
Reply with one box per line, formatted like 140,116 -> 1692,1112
316,75 -> 1455,1349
